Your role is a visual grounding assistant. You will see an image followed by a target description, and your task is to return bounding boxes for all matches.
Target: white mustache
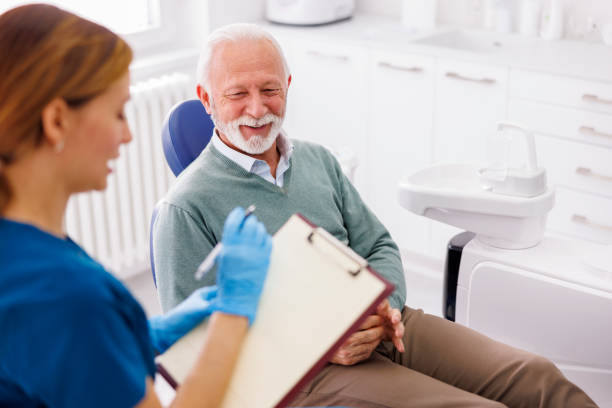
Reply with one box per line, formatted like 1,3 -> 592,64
233,113 -> 279,128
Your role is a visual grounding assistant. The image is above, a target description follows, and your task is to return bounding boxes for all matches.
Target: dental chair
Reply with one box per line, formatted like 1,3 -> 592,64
149,99 -> 215,287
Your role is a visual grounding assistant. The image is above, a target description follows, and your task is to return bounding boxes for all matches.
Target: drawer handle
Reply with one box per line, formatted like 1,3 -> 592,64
575,166 -> 612,182
445,72 -> 496,85
571,214 -> 612,232
307,50 -> 349,62
378,61 -> 423,73
579,126 -> 612,139
582,94 -> 612,106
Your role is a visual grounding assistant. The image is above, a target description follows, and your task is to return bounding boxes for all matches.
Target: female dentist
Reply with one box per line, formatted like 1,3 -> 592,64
0,4 -> 271,408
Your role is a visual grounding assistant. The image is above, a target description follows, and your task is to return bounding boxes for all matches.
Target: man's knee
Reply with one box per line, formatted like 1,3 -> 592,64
520,354 -> 562,382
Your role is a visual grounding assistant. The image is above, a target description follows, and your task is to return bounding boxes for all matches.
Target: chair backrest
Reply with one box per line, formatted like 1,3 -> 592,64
161,99 -> 215,177
150,99 -> 215,287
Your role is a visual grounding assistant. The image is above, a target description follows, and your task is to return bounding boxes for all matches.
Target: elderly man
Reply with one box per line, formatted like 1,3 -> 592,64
152,23 -> 596,408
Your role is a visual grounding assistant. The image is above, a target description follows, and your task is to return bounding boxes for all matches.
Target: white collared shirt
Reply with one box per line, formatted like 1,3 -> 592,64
211,129 -> 294,187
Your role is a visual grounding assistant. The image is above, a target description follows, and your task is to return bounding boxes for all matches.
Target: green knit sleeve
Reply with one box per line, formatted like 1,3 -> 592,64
331,154 -> 407,310
152,202 -> 217,312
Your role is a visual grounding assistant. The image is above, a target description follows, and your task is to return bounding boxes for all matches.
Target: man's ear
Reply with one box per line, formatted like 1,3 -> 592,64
197,84 -> 212,114
41,98 -> 71,150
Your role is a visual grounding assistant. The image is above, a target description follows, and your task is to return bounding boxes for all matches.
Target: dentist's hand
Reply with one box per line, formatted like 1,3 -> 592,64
148,286 -> 219,354
212,207 -> 273,325
148,207 -> 272,354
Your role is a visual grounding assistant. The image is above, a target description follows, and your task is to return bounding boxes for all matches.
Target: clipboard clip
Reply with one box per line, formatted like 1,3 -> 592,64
307,228 -> 368,277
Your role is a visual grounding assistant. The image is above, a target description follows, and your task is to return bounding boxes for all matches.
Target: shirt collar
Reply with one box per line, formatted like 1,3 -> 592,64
211,128 -> 294,172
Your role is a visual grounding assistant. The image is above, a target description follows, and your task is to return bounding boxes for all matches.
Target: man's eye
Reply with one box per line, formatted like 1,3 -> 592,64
263,89 -> 279,94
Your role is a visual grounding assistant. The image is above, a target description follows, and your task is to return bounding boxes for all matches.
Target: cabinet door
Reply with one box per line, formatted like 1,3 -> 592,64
281,38 -> 369,195
367,50 -> 435,255
432,59 -> 508,258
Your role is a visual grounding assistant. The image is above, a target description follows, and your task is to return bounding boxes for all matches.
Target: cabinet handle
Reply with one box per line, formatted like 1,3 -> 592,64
571,214 -> 612,232
307,50 -> 349,62
575,166 -> 612,182
579,126 -> 612,139
582,93 -> 612,106
378,61 -> 423,73
445,72 -> 496,85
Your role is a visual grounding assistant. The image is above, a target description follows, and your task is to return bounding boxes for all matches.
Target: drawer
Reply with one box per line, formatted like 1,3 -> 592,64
370,50 -> 435,74
548,187 -> 612,244
509,69 -> 612,115
508,99 -> 612,149
536,135 -> 612,198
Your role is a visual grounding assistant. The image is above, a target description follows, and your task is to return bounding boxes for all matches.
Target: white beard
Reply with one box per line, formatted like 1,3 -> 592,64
210,105 -> 284,154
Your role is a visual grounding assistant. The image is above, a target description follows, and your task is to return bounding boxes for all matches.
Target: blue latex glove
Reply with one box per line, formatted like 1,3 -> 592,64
148,286 -> 218,354
211,206 -> 272,325
148,207 -> 272,354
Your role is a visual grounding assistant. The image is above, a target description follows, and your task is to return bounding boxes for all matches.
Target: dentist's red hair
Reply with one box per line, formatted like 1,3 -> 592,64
0,3 -> 132,212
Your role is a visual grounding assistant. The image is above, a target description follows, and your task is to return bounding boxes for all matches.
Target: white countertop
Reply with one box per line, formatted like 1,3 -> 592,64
263,14 -> 612,83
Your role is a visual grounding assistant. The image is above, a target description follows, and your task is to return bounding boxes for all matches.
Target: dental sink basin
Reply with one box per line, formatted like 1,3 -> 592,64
413,29 -> 514,54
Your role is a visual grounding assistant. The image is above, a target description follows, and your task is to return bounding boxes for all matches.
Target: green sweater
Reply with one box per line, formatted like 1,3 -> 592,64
153,140 -> 406,312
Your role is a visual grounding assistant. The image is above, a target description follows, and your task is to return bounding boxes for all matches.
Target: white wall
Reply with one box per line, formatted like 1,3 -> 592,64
356,0 -> 402,17
207,0 -> 265,30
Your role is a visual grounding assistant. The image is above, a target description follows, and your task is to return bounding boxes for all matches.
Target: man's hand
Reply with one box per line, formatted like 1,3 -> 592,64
330,300 -> 406,366
376,299 -> 405,353
330,315 -> 385,366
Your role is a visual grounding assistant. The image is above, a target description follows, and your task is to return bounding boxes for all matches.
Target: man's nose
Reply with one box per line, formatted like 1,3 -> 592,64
244,93 -> 268,119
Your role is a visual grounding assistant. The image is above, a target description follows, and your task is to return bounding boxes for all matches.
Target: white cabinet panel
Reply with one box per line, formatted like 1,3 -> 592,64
508,99 -> 612,149
367,50 -> 435,254
280,38 -> 370,196
433,59 -> 508,165
510,69 -> 612,115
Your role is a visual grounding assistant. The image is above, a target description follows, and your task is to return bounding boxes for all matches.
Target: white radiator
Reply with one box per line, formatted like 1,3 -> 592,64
65,72 -> 193,279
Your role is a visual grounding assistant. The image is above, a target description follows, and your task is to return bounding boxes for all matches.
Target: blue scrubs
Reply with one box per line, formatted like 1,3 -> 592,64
0,218 -> 156,407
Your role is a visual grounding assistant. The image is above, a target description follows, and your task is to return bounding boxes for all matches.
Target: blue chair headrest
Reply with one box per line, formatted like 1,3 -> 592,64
161,99 -> 215,177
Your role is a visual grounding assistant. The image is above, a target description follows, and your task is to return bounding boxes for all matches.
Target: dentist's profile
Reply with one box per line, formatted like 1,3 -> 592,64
0,4 -> 272,408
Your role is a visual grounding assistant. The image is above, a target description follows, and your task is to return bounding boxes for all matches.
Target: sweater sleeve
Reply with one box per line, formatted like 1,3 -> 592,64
332,154 -> 407,310
153,202 -> 218,312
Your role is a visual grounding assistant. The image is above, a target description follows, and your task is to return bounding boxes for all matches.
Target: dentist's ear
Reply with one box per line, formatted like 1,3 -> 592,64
41,98 -> 72,152
197,84 -> 212,115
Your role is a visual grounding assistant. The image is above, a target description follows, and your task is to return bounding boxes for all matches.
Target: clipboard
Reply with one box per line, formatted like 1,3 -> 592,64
156,213 -> 394,407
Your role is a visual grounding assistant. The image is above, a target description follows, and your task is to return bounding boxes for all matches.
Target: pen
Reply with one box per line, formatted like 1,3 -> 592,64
194,205 -> 256,280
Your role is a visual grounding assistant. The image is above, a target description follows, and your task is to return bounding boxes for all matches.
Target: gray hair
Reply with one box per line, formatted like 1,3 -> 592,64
196,23 -> 291,93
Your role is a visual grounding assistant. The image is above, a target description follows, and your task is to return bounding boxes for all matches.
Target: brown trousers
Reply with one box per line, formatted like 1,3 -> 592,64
290,307 -> 597,408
